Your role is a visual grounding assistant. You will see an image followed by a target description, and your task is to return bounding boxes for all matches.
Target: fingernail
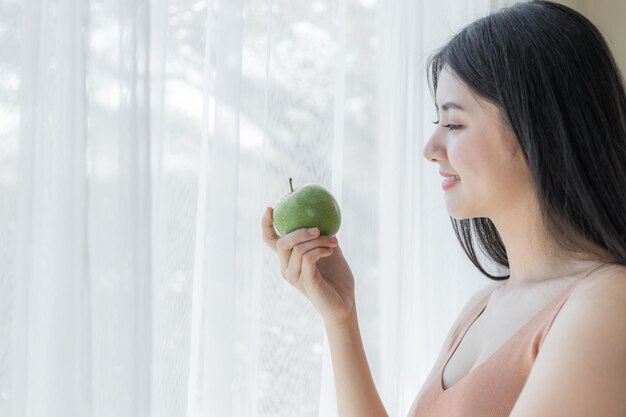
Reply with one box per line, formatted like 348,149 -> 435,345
307,228 -> 318,235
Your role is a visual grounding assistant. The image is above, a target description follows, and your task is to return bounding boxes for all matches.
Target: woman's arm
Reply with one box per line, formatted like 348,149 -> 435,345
325,308 -> 389,417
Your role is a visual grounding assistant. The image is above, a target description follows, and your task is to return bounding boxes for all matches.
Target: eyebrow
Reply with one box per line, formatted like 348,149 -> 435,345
436,101 -> 465,111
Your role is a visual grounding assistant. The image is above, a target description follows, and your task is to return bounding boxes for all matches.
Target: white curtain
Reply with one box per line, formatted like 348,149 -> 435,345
0,0 -> 518,416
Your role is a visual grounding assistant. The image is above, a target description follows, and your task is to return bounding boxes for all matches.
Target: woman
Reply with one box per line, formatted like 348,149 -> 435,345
261,1 -> 626,416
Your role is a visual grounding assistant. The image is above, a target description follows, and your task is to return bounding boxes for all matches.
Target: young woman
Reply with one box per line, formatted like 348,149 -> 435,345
261,1 -> 626,416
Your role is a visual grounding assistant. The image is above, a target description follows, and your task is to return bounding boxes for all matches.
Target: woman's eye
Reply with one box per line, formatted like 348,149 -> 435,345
443,124 -> 461,131
432,120 -> 461,131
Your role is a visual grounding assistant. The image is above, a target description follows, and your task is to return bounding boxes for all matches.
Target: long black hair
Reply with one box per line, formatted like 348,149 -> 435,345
426,0 -> 626,280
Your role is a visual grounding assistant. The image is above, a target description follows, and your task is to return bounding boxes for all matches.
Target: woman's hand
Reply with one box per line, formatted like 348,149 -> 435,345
261,207 -> 356,327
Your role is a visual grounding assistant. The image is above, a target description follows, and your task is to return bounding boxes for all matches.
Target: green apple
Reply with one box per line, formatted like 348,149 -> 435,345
272,178 -> 341,237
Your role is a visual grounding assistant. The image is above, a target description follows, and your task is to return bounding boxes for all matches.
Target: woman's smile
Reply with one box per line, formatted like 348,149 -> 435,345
442,176 -> 461,191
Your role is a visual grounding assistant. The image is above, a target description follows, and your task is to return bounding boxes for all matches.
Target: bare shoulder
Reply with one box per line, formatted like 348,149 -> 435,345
437,280 -> 502,352
414,280 -> 503,396
452,281 -> 503,331
465,281 -> 502,310
570,262 -> 626,300
563,261 -> 626,338
440,280 -> 503,347
508,263 -> 626,417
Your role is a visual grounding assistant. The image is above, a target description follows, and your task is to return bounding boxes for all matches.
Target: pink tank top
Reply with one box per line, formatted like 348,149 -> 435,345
407,262 -> 610,417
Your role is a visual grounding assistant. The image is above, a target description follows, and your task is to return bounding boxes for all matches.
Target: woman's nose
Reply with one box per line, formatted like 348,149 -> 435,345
423,131 -> 444,162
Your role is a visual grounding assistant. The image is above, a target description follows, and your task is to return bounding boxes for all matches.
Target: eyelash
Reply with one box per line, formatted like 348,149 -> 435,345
432,121 -> 461,131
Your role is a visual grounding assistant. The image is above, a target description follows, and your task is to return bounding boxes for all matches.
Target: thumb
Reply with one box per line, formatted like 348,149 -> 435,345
261,207 -> 280,251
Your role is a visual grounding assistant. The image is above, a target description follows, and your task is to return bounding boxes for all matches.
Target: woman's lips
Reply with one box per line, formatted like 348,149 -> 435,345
442,177 -> 460,191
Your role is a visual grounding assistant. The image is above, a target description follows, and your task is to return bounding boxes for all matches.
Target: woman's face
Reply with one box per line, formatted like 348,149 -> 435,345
422,65 -> 532,220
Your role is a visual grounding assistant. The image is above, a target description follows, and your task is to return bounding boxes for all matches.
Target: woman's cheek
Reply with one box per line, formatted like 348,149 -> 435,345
446,137 -> 472,175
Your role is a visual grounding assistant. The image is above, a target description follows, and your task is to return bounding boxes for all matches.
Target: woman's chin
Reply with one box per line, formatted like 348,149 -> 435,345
444,200 -> 474,220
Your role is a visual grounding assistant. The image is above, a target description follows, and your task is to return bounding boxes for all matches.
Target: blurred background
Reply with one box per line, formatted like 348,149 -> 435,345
0,0 -> 624,416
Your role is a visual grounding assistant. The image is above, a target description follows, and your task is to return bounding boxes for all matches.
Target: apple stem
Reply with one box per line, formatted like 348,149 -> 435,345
289,178 -> 294,193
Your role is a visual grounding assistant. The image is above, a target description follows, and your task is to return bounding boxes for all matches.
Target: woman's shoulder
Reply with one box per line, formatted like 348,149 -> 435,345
508,264 -> 626,415
570,262 -> 626,301
414,281 -> 504,393
464,281 -> 503,310
451,281 -> 503,331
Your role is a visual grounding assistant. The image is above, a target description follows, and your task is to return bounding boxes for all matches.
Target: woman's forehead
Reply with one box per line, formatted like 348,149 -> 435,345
437,68 -> 474,109
437,67 -> 497,115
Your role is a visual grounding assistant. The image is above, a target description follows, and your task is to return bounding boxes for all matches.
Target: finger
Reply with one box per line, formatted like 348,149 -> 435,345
261,207 -> 280,252
276,226 -> 321,272
300,246 -> 334,283
286,236 -> 338,280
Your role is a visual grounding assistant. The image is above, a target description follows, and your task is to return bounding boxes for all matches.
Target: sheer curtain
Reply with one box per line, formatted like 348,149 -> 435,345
0,0 -> 517,416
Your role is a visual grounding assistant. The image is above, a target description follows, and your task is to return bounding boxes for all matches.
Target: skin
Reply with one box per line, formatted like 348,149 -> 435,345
421,64 -> 626,416
261,63 -> 626,416
422,64 -> 605,290
261,210 -> 357,327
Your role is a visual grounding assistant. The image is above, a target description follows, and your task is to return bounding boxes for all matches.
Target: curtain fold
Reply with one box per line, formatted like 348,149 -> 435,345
0,0 -> 518,416
13,0 -> 91,415
378,1 -> 499,415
